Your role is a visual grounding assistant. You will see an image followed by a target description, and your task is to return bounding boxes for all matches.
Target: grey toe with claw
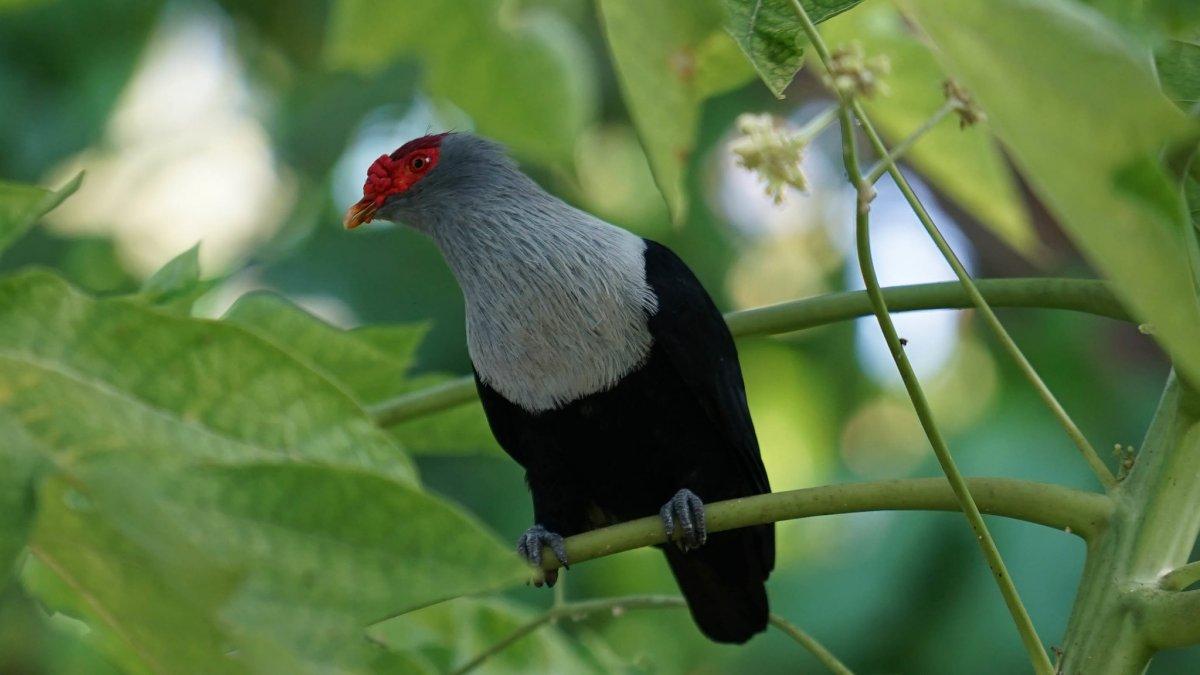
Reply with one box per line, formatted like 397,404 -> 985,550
516,524 -> 568,566
660,488 -> 708,552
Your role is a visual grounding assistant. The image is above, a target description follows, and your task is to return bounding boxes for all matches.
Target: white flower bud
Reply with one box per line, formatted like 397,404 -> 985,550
730,113 -> 810,204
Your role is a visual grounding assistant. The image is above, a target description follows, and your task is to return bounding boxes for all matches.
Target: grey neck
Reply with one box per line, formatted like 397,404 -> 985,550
432,196 -> 657,412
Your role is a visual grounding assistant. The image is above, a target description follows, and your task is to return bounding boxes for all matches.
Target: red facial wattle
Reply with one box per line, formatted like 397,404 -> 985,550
344,134 -> 445,229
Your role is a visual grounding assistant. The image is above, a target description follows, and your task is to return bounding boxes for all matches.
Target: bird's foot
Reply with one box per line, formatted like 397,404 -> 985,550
660,488 -> 707,552
516,524 -> 569,587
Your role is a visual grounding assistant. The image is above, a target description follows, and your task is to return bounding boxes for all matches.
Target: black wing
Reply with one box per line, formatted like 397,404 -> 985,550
643,239 -> 771,498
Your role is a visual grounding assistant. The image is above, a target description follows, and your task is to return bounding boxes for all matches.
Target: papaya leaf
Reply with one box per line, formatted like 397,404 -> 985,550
325,0 -> 596,165
597,0 -> 755,222
902,0 -> 1200,384
225,291 -> 501,455
0,271 -> 525,671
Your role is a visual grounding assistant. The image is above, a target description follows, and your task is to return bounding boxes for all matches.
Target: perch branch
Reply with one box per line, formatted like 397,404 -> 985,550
368,278 -> 1128,427
530,477 -> 1110,574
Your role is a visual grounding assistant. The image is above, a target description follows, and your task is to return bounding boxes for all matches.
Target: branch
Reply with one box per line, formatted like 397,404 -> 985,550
768,613 -> 855,675
531,478 -> 1110,575
1134,586 -> 1200,649
448,594 -> 853,675
1159,560 -> 1200,591
369,278 -> 1128,427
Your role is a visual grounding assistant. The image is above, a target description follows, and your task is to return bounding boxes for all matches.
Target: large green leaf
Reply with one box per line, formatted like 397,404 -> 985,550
0,172 -> 82,257
224,292 -> 501,455
0,270 -> 415,482
26,458 -> 529,673
325,0 -> 596,165
46,459 -> 526,671
0,271 -> 527,671
722,0 -> 862,97
225,292 -> 425,405
822,4 -> 1042,259
597,0 -> 755,222
902,0 -> 1200,384
26,476 -> 265,675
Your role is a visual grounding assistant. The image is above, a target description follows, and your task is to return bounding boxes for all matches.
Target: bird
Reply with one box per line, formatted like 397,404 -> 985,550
345,132 -> 774,643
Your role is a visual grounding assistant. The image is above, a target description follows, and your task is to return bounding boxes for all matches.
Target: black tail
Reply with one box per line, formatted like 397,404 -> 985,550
663,523 -> 774,644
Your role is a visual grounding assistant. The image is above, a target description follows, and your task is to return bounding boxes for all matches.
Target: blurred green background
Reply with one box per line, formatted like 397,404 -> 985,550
1,0 -> 1197,673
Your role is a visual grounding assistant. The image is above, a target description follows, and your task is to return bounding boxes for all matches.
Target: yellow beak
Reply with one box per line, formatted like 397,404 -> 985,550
343,199 -> 378,230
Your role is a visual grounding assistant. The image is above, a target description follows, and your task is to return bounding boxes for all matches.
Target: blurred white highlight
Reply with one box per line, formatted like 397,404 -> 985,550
46,8 -> 292,278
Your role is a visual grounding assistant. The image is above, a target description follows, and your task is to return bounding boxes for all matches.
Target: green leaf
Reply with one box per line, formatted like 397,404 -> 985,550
901,0 -> 1200,385
722,0 -> 862,98
0,272 -> 525,670
598,0 -> 755,222
349,323 -> 428,372
325,0 -> 596,165
1157,39 -> 1200,110
370,597 -> 609,674
0,172 -> 82,257
225,292 -> 502,455
224,292 -> 424,404
0,270 -> 416,481
53,459 -> 527,671
822,4 -> 1043,259
26,476 -> 265,675
136,243 -> 214,315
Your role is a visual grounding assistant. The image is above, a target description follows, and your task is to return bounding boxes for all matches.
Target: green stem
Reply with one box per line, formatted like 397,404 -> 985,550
839,102 -> 1055,675
447,594 -> 851,675
368,278 -> 1128,426
767,613 -> 855,675
448,613 -> 553,675
863,101 -> 954,183
846,95 -> 1117,490
1159,560 -> 1200,591
787,2 -> 1054,669
797,105 -> 841,142
1060,373 -> 1200,673
529,477 -> 1109,574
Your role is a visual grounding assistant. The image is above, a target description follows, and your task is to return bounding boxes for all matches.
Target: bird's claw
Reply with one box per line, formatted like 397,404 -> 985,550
517,524 -> 568,587
660,488 -> 707,552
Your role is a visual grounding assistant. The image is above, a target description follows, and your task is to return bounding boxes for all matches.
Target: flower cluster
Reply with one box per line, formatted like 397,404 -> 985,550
943,79 -> 987,128
730,113 -> 810,204
823,42 -> 891,99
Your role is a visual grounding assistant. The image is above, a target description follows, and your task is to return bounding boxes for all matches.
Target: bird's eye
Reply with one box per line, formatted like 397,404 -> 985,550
410,156 -> 427,171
